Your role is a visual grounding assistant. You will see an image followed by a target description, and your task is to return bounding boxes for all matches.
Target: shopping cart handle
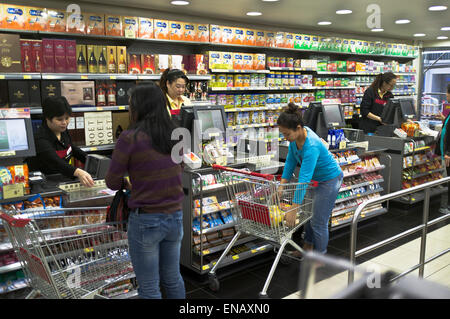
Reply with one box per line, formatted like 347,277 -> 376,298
0,212 -> 31,227
212,164 -> 276,181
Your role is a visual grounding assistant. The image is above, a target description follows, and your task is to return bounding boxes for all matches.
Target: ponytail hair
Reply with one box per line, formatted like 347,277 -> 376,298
277,102 -> 304,130
370,72 -> 397,92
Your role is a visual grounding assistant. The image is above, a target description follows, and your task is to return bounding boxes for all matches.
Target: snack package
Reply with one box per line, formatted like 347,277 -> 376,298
138,17 -> 154,39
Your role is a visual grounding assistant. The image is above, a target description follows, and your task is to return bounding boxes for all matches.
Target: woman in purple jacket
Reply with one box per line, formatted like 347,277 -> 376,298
105,83 -> 185,299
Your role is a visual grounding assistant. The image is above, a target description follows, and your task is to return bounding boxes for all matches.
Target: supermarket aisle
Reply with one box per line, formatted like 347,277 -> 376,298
181,198 -> 450,299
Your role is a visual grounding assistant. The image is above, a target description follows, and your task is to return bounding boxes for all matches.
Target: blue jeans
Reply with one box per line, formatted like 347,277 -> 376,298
304,172 -> 343,253
127,209 -> 185,299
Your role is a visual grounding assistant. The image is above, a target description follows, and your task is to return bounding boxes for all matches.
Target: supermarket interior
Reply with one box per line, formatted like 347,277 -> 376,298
0,0 -> 449,300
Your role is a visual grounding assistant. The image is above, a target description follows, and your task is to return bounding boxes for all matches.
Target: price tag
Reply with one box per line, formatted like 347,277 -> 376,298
232,255 -> 239,260
97,107 -> 104,111
77,230 -> 82,235
411,198 -> 415,201
202,250 -> 210,255
202,265 -> 210,271
3,184 -> 24,199
90,147 -> 98,151
80,75 -> 88,80
0,75 -> 4,79
23,75 -> 32,79
361,214 -> 366,218
110,76 -> 116,80
84,247 -> 94,253
357,194 -> 361,197
251,249 -> 257,254
118,106 -> 126,110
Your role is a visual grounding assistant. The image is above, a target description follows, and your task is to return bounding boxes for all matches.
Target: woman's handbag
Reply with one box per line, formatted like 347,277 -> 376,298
106,182 -> 130,231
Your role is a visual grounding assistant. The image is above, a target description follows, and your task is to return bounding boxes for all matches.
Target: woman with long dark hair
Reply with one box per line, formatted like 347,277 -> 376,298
360,72 -> 397,134
159,68 -> 191,115
105,83 -> 185,299
277,103 -> 343,256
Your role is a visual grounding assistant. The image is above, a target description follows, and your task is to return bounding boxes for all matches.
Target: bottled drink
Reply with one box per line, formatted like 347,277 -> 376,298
118,49 -> 126,74
108,49 -> 116,73
77,50 -> 87,73
98,50 -> 107,73
24,53 -> 31,72
88,51 -> 97,73
97,82 -> 106,106
35,54 -> 41,72
107,83 -> 117,106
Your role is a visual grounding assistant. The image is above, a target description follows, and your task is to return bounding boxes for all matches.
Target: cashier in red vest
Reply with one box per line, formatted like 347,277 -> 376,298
27,97 -> 95,187
359,72 -> 397,134
159,68 -> 192,116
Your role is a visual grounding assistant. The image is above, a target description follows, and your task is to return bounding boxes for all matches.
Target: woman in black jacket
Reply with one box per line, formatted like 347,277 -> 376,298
359,72 -> 397,134
27,97 -> 94,187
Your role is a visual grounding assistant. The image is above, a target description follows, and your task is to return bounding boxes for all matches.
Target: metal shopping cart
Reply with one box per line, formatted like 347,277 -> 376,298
208,165 -> 315,298
0,207 -> 133,299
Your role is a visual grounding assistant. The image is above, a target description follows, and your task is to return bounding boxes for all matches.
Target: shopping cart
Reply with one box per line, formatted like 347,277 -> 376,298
0,207 -> 133,299
208,164 -> 315,298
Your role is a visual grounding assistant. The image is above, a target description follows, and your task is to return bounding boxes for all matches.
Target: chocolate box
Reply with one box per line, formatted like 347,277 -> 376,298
140,54 -> 155,74
61,81 -> 96,106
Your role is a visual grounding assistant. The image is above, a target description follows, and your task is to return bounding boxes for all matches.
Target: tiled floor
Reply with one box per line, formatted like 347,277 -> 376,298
181,199 -> 450,299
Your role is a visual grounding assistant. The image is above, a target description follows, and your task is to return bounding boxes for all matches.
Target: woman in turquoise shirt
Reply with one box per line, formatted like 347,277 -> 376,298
278,103 -> 343,255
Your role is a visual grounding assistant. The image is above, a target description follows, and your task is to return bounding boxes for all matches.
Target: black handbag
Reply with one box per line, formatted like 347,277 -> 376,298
106,182 -> 130,231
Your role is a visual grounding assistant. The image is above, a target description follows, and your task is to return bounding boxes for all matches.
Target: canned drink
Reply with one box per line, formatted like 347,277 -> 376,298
234,94 -> 242,108
234,74 -> 243,87
259,94 -> 266,107
268,56 -> 275,68
287,57 -> 294,68
274,94 -> 281,105
279,57 -> 286,68
217,74 -> 227,87
243,75 -> 251,87
289,72 -> 296,87
209,94 -> 217,105
280,94 -> 288,105
258,74 -> 266,87
226,74 -> 234,87
210,74 -> 217,87
250,74 -> 259,87
295,73 -> 302,86
275,72 -> 282,87
217,94 -> 227,105
242,94 -> 251,107
274,57 -> 280,67
282,72 -> 289,87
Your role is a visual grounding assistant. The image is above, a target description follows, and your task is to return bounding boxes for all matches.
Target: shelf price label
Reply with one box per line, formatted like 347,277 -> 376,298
202,250 -> 210,255
0,75 -> 4,79
23,75 -> 32,79
232,255 -> 239,260
80,75 -> 88,80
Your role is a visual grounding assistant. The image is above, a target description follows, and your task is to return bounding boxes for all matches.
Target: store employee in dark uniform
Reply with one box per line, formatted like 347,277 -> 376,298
28,97 -> 95,187
360,72 -> 397,134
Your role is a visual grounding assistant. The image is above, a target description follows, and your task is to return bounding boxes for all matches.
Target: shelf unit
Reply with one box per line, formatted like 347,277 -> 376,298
365,135 -> 446,205
181,163 -> 277,275
329,147 -> 388,229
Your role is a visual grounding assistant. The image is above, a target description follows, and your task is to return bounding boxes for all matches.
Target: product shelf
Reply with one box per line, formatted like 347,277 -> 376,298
30,105 -> 129,114
0,280 -> 28,295
339,178 -> 384,193
402,158 -> 441,169
0,262 -> 21,274
210,69 -> 270,74
343,165 -> 386,178
335,187 -> 384,204
79,144 -> 116,152
198,242 -> 273,274
393,186 -> 447,204
210,86 -> 356,92
224,106 -> 284,112
194,221 -> 237,235
403,168 -> 444,180
404,146 -> 431,156
0,73 -> 41,80
194,235 -> 256,256
330,207 -> 388,230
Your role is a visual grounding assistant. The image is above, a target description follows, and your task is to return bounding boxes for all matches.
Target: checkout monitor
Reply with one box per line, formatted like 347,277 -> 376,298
399,98 -> 417,121
304,102 -> 323,131
0,117 -> 36,159
321,103 -> 346,128
193,105 -> 226,141
381,98 -> 401,125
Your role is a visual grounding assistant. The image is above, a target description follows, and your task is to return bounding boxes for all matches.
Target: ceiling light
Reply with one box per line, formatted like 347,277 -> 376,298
262,0 -> 279,2
246,11 -> 262,16
171,1 -> 189,5
441,27 -> 450,31
414,33 -> 426,37
395,19 -> 411,24
437,36 -> 449,40
371,28 -> 384,32
428,5 -> 447,11
336,9 -> 352,14
318,21 -> 332,25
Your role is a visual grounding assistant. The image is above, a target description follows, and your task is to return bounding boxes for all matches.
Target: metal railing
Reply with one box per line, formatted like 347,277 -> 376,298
349,176 -> 450,284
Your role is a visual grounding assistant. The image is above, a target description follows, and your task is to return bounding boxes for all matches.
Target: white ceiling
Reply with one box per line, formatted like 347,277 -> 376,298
79,0 -> 450,42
